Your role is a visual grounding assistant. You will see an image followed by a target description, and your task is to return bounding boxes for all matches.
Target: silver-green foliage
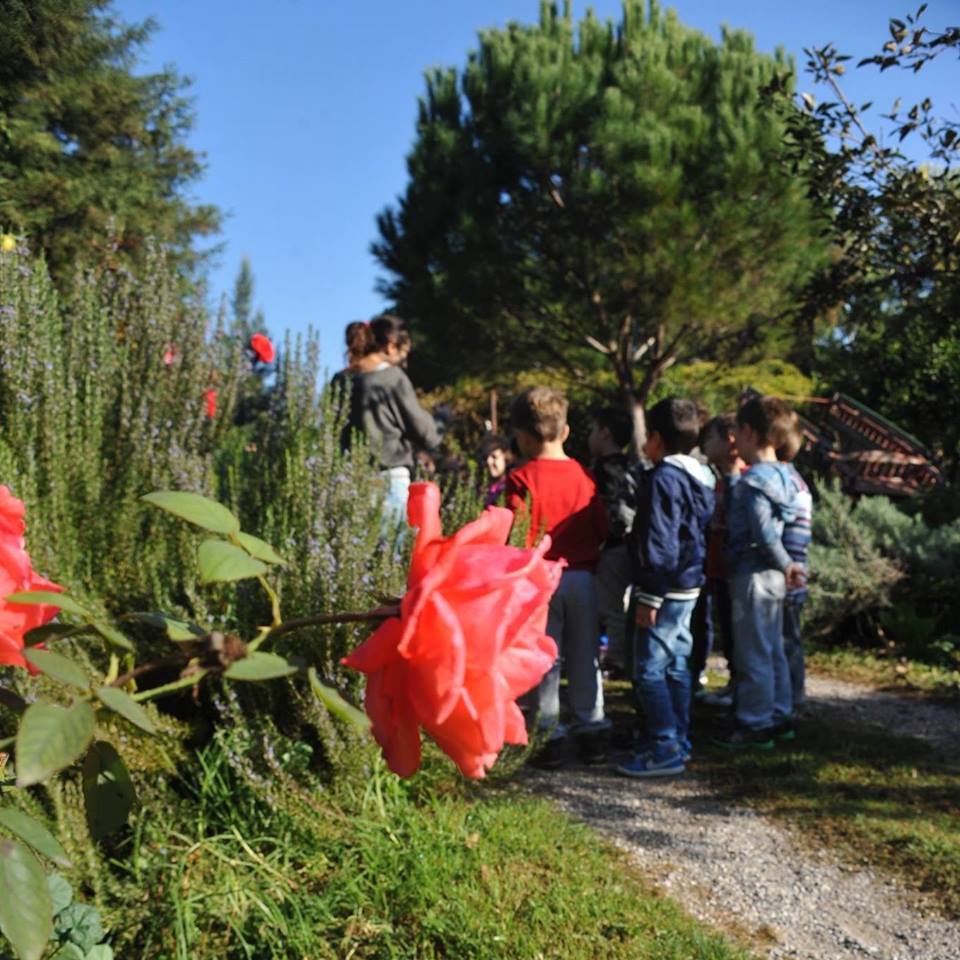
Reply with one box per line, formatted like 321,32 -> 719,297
0,243 -> 245,612
808,481 -> 960,651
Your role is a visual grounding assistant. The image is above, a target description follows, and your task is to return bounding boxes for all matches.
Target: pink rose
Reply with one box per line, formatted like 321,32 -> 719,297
0,487 -> 62,668
343,482 -> 562,778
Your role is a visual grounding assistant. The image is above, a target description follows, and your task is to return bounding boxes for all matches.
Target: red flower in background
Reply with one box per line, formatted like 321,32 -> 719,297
250,333 -> 275,364
204,388 -> 217,419
0,487 -> 62,668
343,482 -> 562,779
163,345 -> 176,366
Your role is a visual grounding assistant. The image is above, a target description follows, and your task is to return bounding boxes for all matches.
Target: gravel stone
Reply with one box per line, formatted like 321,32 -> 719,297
525,673 -> 960,960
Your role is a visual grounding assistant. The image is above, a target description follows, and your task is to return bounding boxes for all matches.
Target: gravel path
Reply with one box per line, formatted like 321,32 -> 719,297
526,674 -> 960,960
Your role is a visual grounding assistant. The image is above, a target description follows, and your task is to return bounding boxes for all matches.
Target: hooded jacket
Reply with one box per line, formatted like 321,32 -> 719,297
630,454 -> 715,610
726,461 -> 798,576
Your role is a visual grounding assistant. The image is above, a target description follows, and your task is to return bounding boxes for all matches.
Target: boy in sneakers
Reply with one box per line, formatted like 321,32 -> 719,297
777,426 -> 813,709
506,387 -> 610,767
713,396 -> 805,751
618,398 -> 715,778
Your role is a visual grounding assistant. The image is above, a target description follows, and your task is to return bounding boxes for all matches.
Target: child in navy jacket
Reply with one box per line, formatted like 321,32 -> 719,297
618,398 -> 715,778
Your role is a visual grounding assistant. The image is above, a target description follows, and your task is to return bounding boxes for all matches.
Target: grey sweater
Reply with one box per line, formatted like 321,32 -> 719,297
337,364 -> 440,470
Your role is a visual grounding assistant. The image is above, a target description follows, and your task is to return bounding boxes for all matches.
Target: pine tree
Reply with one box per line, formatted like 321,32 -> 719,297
373,0 -> 827,435
0,0 -> 219,282
231,257 -> 256,341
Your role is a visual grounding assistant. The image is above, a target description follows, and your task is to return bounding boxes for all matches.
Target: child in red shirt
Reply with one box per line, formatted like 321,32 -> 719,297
506,387 -> 609,767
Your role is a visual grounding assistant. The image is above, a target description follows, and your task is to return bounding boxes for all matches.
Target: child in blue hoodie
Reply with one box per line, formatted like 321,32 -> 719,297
618,398 -> 715,778
714,396 -> 805,751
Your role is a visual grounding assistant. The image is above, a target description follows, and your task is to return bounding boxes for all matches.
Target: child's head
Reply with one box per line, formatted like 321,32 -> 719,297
700,413 -> 738,467
510,386 -> 569,457
735,396 -> 796,463
345,314 -> 408,367
644,397 -> 699,463
776,425 -> 803,463
477,434 -> 510,480
588,407 -> 632,457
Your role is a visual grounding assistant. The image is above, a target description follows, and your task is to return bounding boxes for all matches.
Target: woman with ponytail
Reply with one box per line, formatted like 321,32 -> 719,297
337,315 -> 440,526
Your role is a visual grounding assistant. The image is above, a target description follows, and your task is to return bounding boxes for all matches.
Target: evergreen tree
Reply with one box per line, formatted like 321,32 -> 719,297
0,0 -> 219,282
373,0 -> 826,434
230,257 -> 256,341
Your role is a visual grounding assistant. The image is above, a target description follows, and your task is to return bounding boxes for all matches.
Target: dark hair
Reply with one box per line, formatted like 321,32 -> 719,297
477,433 -> 509,461
700,412 -> 737,447
645,397 -> 700,455
345,314 -> 406,366
736,396 -> 796,449
510,386 -> 568,442
776,426 -> 803,463
592,407 -> 633,450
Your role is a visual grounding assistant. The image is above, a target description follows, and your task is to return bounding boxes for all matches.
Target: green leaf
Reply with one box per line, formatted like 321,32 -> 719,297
197,540 -> 267,584
87,620 -> 133,653
224,651 -> 297,682
16,702 -> 96,787
0,809 -> 71,868
82,742 -> 135,841
236,531 -> 286,566
141,491 -> 240,535
85,947 -> 114,960
94,687 -> 156,735
53,902 -> 102,952
50,946 -> 85,960
126,612 -> 205,641
47,873 -> 73,914
5,591 -> 87,617
0,839 -> 53,960
23,623 -> 82,644
308,668 -> 370,731
23,649 -> 89,690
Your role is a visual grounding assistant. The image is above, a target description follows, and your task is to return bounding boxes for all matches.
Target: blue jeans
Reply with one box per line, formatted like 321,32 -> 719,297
380,466 -> 410,537
731,570 -> 792,730
632,596 -> 696,755
783,594 -> 806,707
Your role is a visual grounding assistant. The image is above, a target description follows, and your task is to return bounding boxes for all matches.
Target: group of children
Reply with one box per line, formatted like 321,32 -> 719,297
487,386 -> 812,777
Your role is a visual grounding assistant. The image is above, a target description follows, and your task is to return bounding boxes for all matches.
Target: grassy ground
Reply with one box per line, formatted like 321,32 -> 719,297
604,676 -> 960,920
110,735 -> 751,959
806,643 -> 960,699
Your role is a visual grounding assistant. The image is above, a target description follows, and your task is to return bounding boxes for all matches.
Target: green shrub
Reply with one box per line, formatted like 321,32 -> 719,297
807,481 -> 960,665
806,481 -> 903,635
0,244 -> 244,616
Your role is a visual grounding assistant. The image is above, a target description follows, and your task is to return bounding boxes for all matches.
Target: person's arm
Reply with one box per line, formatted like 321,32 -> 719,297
394,372 -> 441,451
633,471 -> 680,614
746,487 -> 793,572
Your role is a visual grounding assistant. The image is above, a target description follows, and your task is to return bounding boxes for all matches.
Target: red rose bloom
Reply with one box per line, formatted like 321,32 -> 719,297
250,333 -> 275,364
343,482 -> 562,778
0,487 -> 62,668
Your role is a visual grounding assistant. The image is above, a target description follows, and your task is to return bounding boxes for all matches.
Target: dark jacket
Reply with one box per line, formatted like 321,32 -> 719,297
335,364 -> 440,470
592,452 -> 636,548
629,455 -> 715,610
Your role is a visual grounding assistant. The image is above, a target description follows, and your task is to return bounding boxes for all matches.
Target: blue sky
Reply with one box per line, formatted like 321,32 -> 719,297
116,0 -> 957,369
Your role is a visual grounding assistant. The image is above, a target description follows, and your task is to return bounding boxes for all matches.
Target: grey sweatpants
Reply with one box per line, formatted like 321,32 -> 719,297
522,568 -> 605,739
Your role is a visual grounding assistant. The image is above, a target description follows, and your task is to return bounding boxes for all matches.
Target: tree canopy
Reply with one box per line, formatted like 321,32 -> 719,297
373,0 -> 827,417
0,0 -> 219,281
767,6 -> 960,475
